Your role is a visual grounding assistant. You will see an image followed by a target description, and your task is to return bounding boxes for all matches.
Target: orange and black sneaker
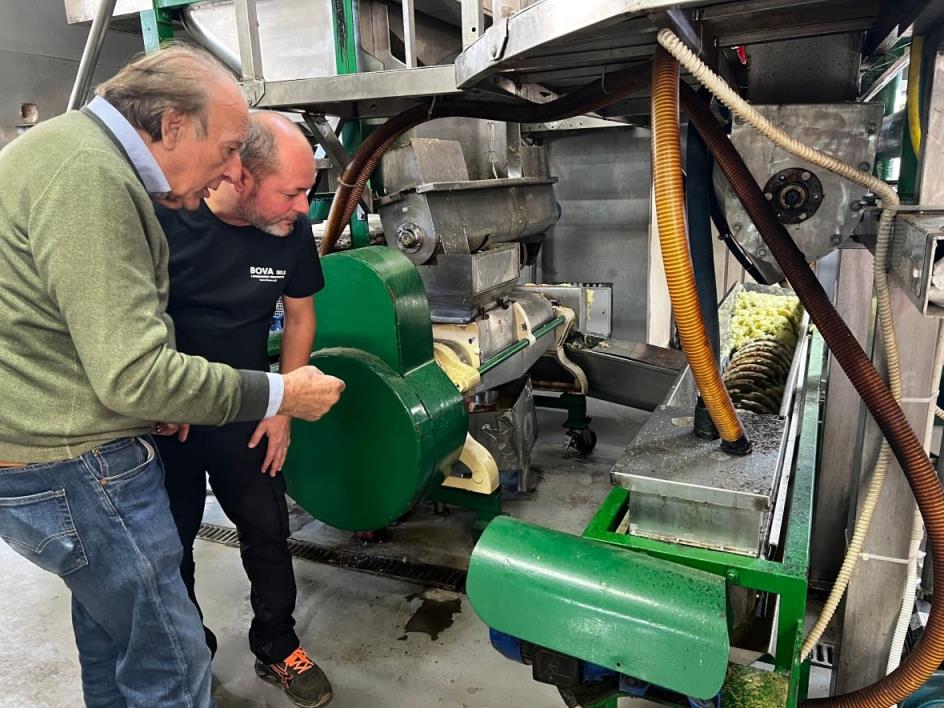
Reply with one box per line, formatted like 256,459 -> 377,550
254,647 -> 333,708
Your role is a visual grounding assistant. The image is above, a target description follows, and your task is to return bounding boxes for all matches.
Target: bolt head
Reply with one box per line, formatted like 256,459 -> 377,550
732,223 -> 742,233
757,247 -> 768,257
830,234 -> 842,245
764,192 -> 773,200
858,162 -> 871,172
867,121 -> 877,135
801,171 -> 811,181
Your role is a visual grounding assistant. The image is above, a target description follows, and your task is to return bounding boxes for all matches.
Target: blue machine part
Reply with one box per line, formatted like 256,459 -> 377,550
489,627 -> 524,663
488,628 -> 720,705
902,671 -> 944,708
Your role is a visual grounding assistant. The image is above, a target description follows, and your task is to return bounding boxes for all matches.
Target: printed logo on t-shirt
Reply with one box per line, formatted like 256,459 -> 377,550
249,266 -> 287,283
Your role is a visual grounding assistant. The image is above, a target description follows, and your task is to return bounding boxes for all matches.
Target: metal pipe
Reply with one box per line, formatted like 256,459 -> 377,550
478,316 -> 565,374
181,6 -> 242,75
860,53 -> 909,102
402,0 -> 417,68
234,0 -> 264,81
877,109 -> 905,161
67,0 -> 119,111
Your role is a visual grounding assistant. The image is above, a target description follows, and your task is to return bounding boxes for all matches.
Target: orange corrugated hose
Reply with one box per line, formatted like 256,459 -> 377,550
651,47 -> 750,453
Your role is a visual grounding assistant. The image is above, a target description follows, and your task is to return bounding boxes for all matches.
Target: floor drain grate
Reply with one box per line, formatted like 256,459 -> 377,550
811,641 -> 835,669
197,523 -> 467,593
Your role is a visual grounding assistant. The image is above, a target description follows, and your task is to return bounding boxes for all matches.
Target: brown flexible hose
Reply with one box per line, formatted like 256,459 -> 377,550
319,64 -> 652,256
681,81 -> 944,707
651,48 -> 749,450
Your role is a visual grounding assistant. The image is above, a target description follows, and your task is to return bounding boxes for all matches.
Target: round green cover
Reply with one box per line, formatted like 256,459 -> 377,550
283,348 -> 443,531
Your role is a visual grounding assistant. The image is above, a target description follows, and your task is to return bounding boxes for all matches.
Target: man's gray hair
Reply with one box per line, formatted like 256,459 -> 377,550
239,118 -> 279,181
95,42 -> 236,141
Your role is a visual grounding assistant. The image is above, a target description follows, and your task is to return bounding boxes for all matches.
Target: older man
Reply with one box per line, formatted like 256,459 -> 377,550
154,112 -> 332,708
0,45 -> 343,708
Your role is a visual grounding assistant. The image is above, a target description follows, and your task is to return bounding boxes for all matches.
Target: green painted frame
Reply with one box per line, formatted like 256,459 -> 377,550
582,332 -> 824,706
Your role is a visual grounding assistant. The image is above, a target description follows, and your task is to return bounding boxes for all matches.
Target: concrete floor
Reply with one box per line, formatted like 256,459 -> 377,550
0,399 -> 829,708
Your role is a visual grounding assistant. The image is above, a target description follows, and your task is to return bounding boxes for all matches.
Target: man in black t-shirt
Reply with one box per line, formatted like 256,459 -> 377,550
154,112 -> 333,708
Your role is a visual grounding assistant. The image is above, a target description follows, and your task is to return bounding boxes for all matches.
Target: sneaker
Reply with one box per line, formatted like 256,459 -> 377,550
254,647 -> 333,708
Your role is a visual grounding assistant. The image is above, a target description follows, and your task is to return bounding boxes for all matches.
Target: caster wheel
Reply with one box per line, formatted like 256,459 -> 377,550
567,427 -> 597,455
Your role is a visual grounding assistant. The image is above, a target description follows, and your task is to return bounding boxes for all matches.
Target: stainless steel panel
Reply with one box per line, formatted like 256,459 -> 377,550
419,245 -> 521,319
65,0 -> 149,23
541,128 -> 651,341
610,284 -> 807,556
454,0 -> 704,89
745,34 -> 861,103
252,65 -> 462,114
187,0 -> 336,83
518,284 -> 611,337
721,102 -> 884,284
887,211 -> 944,317
564,337 -> 685,411
811,248 -> 874,585
473,300 -> 518,360
835,286 -> 944,691
611,387 -> 790,556
379,176 -> 559,260
469,377 -> 538,490
453,0 -> 882,112
381,139 -> 470,194
410,117 -> 512,182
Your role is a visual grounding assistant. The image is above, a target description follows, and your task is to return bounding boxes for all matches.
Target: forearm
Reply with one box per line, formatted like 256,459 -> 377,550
279,307 -> 316,374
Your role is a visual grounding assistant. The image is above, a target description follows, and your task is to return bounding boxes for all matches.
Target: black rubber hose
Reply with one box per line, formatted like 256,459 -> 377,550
685,116 -> 721,440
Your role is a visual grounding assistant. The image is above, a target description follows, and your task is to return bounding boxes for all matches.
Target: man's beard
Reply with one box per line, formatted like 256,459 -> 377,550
236,186 -> 297,237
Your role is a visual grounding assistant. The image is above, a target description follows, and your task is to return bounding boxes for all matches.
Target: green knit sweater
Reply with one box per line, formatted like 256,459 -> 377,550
0,111 -> 269,463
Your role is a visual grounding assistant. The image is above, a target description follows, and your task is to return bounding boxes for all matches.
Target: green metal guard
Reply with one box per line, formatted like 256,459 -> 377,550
580,331 -> 823,704
282,248 -> 468,531
468,516 -> 731,698
467,331 -> 824,705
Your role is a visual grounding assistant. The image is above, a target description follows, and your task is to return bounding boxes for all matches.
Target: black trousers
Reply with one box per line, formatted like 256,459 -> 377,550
155,421 -> 299,665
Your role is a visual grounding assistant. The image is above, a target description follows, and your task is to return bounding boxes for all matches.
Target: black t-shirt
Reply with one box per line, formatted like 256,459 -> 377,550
155,200 -> 324,372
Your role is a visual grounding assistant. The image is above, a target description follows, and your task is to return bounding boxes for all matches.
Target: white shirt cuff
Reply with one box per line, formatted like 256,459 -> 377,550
264,372 -> 284,418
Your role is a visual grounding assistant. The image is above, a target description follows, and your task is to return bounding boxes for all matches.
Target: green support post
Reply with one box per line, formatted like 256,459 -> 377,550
140,5 -> 175,53
325,0 -> 370,247
425,485 -> 503,536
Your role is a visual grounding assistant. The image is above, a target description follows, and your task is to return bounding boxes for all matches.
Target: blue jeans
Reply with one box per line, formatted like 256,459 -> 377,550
0,436 -> 213,708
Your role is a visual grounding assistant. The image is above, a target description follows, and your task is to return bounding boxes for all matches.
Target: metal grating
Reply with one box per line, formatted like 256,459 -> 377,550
196,523 -> 467,593
811,641 -> 835,669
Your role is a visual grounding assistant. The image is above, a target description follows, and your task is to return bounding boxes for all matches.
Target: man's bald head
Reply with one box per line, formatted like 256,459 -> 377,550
224,112 -> 316,237
239,112 -> 314,182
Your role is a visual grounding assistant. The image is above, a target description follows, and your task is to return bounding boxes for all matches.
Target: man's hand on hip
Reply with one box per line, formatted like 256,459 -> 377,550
151,422 -> 190,441
279,366 -> 344,421
249,414 -> 292,476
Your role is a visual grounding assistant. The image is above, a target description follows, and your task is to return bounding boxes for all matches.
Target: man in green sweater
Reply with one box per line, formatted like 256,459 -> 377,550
0,44 -> 344,708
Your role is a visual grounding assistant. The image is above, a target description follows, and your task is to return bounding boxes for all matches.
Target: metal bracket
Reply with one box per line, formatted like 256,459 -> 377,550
649,7 -> 701,56
489,16 -> 510,62
240,79 -> 266,106
303,113 -> 351,170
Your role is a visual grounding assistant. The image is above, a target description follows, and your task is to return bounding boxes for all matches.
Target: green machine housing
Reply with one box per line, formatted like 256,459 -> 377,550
281,247 -> 467,531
